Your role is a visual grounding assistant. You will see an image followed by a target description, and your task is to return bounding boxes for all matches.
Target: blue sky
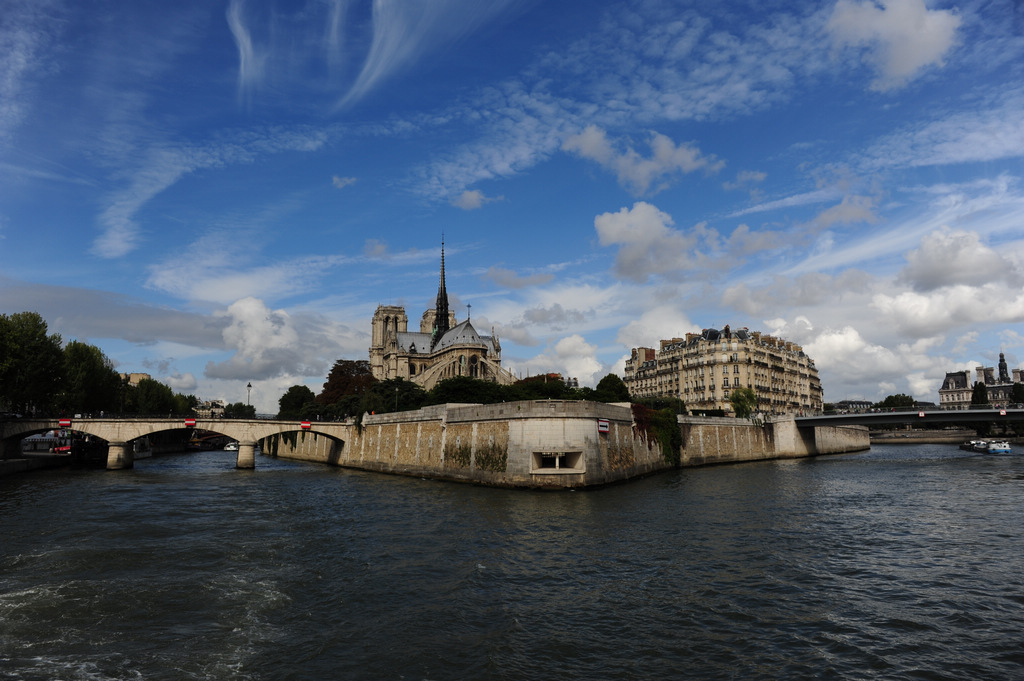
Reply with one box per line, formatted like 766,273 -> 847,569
2,0 -> 1023,413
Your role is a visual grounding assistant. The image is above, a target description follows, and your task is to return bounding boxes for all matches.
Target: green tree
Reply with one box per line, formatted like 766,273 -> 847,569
223,402 -> 256,418
59,340 -> 122,414
365,378 -> 427,413
593,373 -> 631,402
172,393 -> 198,416
513,374 -> 575,400
971,381 -> 989,406
729,387 -> 758,418
0,311 -> 64,415
874,393 -> 916,409
1011,383 -> 1024,406
278,385 -> 316,419
317,359 -> 375,405
423,376 -> 505,407
130,378 -> 177,415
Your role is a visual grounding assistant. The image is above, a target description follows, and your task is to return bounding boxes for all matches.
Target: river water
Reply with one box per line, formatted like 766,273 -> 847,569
1,444 -> 1022,680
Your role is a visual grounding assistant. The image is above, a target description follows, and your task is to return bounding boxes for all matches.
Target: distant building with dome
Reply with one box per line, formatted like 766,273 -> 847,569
938,352 -> 1023,409
368,243 -> 516,390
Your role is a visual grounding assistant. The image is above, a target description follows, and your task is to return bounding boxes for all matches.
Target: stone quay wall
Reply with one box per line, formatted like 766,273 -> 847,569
265,401 -> 870,488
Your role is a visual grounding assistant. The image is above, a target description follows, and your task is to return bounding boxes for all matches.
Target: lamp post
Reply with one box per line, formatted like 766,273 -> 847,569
246,382 -> 252,407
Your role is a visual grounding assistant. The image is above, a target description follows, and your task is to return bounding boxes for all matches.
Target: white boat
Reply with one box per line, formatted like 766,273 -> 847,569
224,441 -> 238,451
987,441 -> 1012,454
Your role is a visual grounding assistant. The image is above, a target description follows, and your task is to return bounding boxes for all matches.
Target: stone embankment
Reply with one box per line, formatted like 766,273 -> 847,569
266,400 -> 869,488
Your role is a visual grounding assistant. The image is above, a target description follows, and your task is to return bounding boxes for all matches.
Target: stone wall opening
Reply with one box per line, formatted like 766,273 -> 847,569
532,450 -> 583,474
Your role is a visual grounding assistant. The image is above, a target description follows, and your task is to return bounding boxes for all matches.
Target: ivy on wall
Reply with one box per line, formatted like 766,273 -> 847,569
631,404 -> 682,466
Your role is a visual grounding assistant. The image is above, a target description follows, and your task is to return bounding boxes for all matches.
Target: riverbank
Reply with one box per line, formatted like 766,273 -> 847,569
0,452 -> 70,477
870,428 -> 1020,445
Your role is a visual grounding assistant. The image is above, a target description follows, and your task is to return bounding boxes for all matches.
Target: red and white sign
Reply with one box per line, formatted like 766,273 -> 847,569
300,421 -> 312,430
58,419 -> 71,427
597,419 -> 609,434
1000,409 -> 1007,416
918,411 -> 925,418
184,418 -> 196,427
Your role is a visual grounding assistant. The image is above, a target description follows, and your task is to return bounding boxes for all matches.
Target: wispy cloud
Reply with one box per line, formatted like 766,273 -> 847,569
0,0 -> 63,143
860,88 -> 1024,169
92,129 -> 328,259
337,0 -> 530,109
226,0 -> 267,105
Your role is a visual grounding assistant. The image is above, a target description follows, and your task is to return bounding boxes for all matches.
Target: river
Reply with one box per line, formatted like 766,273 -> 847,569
1,444 -> 1022,680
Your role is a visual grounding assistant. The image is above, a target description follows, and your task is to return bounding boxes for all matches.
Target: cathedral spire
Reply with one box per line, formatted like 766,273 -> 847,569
431,237 -> 451,348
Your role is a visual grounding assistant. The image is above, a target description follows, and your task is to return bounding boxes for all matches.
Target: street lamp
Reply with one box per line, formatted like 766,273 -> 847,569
246,382 -> 252,407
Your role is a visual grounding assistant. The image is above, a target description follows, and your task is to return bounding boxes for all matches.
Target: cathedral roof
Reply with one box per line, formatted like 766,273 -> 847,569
435,320 -> 492,350
395,320 -> 497,355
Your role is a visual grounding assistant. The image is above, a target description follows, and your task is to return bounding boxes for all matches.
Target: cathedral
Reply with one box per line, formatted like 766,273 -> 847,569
368,243 -> 516,390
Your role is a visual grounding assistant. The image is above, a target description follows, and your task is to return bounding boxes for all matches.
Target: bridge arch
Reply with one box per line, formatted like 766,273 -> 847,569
1,418 -> 353,470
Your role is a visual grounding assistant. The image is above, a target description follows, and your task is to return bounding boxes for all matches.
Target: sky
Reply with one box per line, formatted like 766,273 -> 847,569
2,0 -> 1024,413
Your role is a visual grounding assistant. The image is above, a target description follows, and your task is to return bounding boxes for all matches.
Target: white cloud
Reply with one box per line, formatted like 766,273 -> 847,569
332,175 -> 357,189
723,170 -> 767,191
510,334 -> 604,386
616,304 -> 697,350
484,266 -> 554,289
826,0 -> 962,91
898,228 -> 1023,292
165,372 -> 198,392
813,195 -> 879,229
594,202 -> 703,282
873,284 -> 1024,337
204,297 -> 357,381
563,125 -> 724,196
453,189 -> 502,210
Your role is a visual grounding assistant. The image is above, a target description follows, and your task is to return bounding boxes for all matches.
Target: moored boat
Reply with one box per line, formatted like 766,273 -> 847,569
987,441 -> 1012,454
960,440 -> 987,452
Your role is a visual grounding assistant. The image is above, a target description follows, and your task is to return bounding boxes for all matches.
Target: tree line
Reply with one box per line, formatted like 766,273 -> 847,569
276,359 -> 637,421
0,311 -> 197,416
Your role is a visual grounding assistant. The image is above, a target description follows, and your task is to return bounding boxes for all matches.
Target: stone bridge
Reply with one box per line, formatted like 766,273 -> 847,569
0,417 -> 355,470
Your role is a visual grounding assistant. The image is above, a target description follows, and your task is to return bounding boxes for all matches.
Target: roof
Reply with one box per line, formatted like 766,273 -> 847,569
394,320 -> 497,355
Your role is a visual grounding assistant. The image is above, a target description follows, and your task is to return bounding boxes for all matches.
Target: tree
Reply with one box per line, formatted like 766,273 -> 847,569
278,385 -> 316,420
593,373 -> 631,403
423,376 -> 505,406
1011,383 -> 1024,406
514,374 -> 575,400
971,381 -> 989,406
223,402 -> 256,418
365,378 -> 427,414
317,359 -> 375,405
59,340 -> 122,414
729,387 -> 758,419
130,378 -> 178,415
874,393 -> 916,410
0,311 -> 64,415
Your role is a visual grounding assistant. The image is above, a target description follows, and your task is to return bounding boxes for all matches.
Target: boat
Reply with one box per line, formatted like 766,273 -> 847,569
224,441 -> 238,451
987,441 -> 1012,454
960,440 -> 987,452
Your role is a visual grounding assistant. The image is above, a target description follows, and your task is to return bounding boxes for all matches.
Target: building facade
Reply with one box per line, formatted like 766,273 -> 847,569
623,326 -> 823,415
368,244 -> 515,391
938,353 -> 1023,409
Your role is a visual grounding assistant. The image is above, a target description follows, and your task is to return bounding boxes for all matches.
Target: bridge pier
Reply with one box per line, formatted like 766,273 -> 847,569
106,441 -> 133,470
236,442 -> 256,469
